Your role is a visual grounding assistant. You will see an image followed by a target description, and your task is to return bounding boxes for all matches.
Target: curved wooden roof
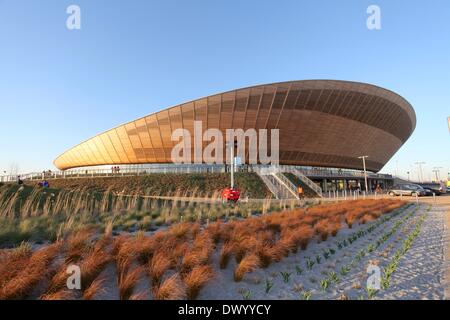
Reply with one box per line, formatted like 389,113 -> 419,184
54,80 -> 416,172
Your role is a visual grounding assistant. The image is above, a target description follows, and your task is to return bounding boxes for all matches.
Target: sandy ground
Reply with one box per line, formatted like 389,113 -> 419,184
95,196 -> 450,300
195,197 -> 450,300
444,200 -> 450,300
425,195 -> 450,300
19,195 -> 450,300
415,195 -> 450,299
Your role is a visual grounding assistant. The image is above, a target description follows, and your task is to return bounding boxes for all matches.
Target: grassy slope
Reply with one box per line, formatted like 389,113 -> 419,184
24,173 -> 271,199
0,174 -> 271,246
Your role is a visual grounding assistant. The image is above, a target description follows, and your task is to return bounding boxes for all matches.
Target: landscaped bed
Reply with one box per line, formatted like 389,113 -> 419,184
0,199 -> 418,300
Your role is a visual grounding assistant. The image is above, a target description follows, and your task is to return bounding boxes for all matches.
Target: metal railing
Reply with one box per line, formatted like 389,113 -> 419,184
255,172 -> 283,199
271,172 -> 300,199
323,189 -> 386,200
0,165 -> 229,182
294,167 -> 393,180
0,164 -> 394,184
282,166 -> 323,197
253,166 -> 300,199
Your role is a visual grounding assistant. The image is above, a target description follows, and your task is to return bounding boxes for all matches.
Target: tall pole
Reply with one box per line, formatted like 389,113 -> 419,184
415,162 -> 425,183
230,142 -> 234,189
433,167 -> 442,182
432,170 -> 438,182
358,156 -> 369,194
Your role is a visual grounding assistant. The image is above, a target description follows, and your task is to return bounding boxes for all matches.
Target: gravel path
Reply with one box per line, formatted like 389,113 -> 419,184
198,201 -> 449,300
380,204 -> 444,299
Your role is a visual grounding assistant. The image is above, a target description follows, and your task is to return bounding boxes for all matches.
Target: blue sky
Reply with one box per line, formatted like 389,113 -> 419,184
0,0 -> 449,180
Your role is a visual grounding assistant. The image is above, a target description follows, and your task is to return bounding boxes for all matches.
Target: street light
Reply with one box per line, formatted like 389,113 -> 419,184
432,167 -> 443,182
415,162 -> 426,183
358,155 -> 369,194
226,140 -> 238,189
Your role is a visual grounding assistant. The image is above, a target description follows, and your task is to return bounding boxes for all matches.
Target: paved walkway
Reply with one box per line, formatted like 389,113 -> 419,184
419,195 -> 450,299
440,197 -> 450,299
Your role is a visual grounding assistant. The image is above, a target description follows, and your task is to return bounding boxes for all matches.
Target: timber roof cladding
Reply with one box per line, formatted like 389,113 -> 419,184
54,80 -> 416,172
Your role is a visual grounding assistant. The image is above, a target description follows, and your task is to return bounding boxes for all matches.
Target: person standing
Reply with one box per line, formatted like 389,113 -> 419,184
297,186 -> 304,199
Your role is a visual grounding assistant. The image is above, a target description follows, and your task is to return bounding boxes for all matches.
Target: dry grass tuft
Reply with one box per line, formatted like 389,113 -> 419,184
148,251 -> 172,285
205,220 -> 223,244
183,265 -> 214,299
169,222 -> 192,239
256,244 -> 280,268
296,225 -> 314,250
66,228 -> 94,263
219,242 -> 234,269
345,211 -> 358,229
134,236 -> 157,265
118,265 -> 144,300
314,220 -> 330,242
234,254 -> 260,282
0,243 -> 60,300
0,243 -> 32,288
82,276 -> 106,300
153,273 -> 186,300
129,291 -> 148,300
40,290 -> 75,300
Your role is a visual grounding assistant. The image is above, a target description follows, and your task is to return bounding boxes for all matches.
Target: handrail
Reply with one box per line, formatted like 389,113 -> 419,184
271,172 -> 300,199
282,166 -> 323,197
1,164 -> 395,184
256,172 -> 281,199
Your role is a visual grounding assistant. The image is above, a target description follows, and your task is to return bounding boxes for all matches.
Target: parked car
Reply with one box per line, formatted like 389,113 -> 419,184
419,183 -> 447,195
423,188 -> 437,196
387,184 -> 427,197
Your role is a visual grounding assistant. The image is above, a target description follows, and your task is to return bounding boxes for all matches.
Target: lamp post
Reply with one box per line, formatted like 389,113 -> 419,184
227,141 -> 234,189
358,155 -> 369,194
407,171 -> 410,181
432,167 -> 443,182
227,140 -> 238,189
415,162 -> 425,183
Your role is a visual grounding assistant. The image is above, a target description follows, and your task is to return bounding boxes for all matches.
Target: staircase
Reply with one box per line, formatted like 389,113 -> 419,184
257,173 -> 284,199
255,166 -> 323,199
271,172 -> 300,199
283,166 -> 323,197
255,167 -> 299,199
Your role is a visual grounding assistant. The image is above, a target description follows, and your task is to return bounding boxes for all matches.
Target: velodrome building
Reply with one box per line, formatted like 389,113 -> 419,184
53,80 -> 416,195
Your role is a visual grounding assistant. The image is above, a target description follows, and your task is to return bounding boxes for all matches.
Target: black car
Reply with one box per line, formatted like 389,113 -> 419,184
422,188 -> 437,196
420,183 -> 445,195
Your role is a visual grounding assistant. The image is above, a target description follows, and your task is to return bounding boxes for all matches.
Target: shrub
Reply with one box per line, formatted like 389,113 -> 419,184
148,251 -> 172,285
183,265 -> 214,299
314,220 -> 330,241
0,243 -> 60,299
219,242 -> 234,269
234,254 -> 260,282
153,273 -> 186,300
